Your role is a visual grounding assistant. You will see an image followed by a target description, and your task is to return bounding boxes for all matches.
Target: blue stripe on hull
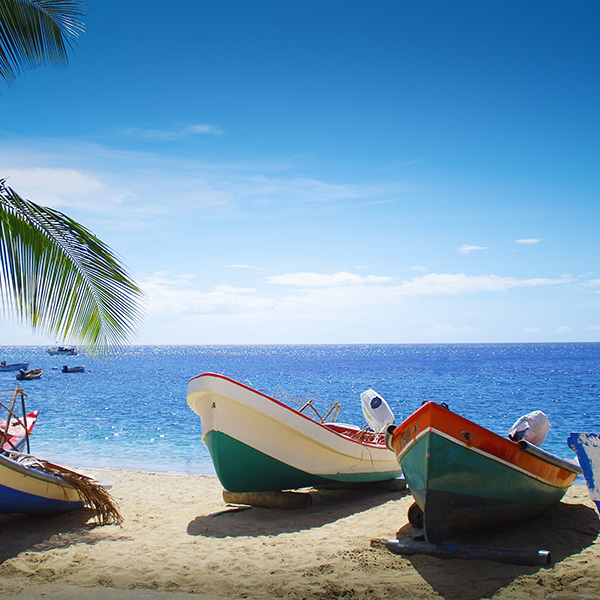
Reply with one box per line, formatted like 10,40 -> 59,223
0,483 -> 83,515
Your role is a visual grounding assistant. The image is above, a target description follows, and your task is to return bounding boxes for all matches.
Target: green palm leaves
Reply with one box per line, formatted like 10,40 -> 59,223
1,1 -> 145,351
0,180 -> 144,352
0,0 -> 86,85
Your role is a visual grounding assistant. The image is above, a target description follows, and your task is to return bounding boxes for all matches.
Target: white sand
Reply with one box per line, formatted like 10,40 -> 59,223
0,470 -> 599,600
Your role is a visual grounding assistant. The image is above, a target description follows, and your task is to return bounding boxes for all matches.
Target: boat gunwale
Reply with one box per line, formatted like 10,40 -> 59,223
391,401 -> 579,487
0,451 -> 77,488
188,372 -> 388,449
400,425 -> 576,489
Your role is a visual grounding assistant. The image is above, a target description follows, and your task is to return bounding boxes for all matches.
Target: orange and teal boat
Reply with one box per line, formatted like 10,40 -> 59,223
187,373 -> 402,493
386,402 -> 582,543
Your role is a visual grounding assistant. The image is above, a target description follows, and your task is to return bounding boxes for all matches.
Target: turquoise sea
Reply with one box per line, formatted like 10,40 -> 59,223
1,343 -> 598,475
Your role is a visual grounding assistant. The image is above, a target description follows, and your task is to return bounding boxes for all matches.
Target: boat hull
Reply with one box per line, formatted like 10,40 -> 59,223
388,402 -> 580,543
0,453 -> 83,515
0,362 -> 29,372
568,432 -> 600,513
187,373 -> 402,493
16,369 -> 43,380
47,347 -> 77,356
62,365 -> 85,373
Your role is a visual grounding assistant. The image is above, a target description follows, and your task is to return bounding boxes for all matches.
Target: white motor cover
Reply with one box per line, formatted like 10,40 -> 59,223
508,410 -> 551,446
360,389 -> 394,433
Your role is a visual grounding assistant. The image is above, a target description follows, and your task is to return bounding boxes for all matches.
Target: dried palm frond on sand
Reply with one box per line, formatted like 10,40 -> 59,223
32,458 -> 123,525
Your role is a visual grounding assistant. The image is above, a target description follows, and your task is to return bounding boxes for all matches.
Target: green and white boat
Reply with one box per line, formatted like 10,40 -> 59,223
386,401 -> 583,543
187,373 -> 402,493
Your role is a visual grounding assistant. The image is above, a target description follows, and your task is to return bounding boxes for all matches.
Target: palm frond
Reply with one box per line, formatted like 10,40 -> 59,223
0,0 -> 86,85
0,179 -> 145,353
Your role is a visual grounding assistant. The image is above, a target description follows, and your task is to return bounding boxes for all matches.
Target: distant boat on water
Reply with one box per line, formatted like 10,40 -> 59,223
62,365 -> 85,373
47,346 -> 77,356
16,369 -> 43,381
0,361 -> 29,372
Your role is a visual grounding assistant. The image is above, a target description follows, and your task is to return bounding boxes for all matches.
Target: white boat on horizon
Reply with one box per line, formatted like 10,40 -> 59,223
0,361 -> 30,372
47,346 -> 77,356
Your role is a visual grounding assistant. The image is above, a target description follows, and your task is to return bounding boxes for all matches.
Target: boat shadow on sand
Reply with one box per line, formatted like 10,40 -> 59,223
187,486 -> 411,538
0,509 -> 125,565
392,500 -> 599,600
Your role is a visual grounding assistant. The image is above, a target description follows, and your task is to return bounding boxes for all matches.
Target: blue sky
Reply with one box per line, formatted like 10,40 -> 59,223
1,0 -> 599,345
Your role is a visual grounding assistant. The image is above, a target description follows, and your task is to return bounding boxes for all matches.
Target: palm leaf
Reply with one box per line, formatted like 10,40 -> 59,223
0,0 -> 86,85
0,179 -> 144,353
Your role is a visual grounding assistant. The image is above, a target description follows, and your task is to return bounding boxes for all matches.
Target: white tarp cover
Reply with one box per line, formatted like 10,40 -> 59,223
508,410 -> 551,447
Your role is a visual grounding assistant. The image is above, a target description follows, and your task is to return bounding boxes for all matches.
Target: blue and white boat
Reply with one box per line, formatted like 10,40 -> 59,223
0,387 -> 119,521
0,452 -> 84,515
568,432 -> 600,513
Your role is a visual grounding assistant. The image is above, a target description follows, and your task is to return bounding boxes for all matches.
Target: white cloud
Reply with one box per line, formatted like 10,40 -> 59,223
4,167 -> 133,210
214,284 -> 256,294
424,324 -> 482,338
120,123 -> 223,139
393,273 -> 567,296
553,325 -> 572,334
187,124 -> 224,136
253,271 -> 571,317
0,139 -> 407,223
517,238 -> 542,244
457,244 -> 489,254
266,271 -> 393,287
141,272 -> 274,317
409,266 -> 428,272
143,269 -> 570,319
227,264 -> 276,273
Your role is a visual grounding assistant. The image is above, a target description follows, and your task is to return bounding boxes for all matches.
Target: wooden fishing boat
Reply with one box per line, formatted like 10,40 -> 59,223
386,401 -> 582,543
568,432 -> 600,513
0,452 -> 84,515
0,387 -> 121,522
0,361 -> 29,372
187,373 -> 402,493
0,449 -> 124,523
16,368 -> 43,381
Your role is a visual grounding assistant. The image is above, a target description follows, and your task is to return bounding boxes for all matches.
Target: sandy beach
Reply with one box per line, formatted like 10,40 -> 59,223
0,470 -> 598,600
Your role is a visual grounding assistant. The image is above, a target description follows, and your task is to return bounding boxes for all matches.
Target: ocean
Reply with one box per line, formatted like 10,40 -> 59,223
1,343 -> 598,476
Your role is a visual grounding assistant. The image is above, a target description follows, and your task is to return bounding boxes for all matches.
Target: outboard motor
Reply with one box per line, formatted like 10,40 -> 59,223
360,389 -> 395,433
